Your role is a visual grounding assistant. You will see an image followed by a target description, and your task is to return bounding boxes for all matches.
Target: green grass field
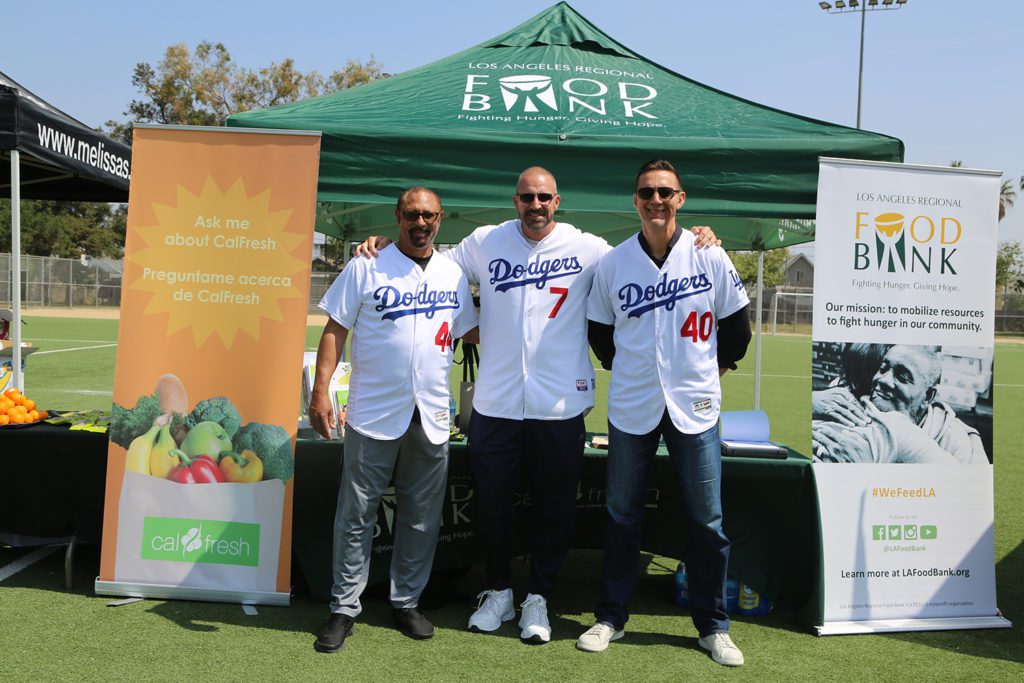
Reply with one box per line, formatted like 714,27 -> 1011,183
3,315 -> 1023,679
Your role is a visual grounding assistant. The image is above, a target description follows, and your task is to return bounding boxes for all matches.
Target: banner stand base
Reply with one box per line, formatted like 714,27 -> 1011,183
815,615 -> 1012,636
95,578 -> 290,607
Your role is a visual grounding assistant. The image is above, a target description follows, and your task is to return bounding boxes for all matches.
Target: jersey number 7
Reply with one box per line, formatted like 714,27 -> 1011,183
548,287 -> 569,318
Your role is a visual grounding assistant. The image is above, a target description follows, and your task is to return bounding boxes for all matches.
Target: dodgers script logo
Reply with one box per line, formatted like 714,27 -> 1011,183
374,283 -> 460,320
619,272 -> 712,318
488,255 -> 583,292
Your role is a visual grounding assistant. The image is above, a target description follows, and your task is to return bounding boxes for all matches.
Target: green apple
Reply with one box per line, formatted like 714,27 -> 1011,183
180,421 -> 233,460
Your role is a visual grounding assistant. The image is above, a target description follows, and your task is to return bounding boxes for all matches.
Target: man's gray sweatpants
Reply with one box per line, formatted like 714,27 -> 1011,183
329,422 -> 448,617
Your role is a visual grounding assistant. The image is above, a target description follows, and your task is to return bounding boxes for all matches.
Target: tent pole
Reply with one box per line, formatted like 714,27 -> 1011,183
10,149 -> 23,391
753,249 -> 764,409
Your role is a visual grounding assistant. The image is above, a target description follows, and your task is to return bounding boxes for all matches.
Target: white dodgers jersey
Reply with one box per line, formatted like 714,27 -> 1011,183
587,230 -> 749,435
445,220 -> 611,420
320,244 -> 478,444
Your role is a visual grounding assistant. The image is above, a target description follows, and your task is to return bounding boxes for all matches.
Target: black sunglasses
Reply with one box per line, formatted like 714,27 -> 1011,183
401,210 -> 441,222
517,193 -> 555,204
635,186 -> 681,200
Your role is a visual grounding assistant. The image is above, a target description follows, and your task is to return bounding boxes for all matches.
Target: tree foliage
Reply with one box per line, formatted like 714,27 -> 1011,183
953,160 -> 1017,222
105,41 -> 385,141
5,42 -> 386,258
727,248 -> 791,289
996,240 -> 1024,294
0,199 -> 126,258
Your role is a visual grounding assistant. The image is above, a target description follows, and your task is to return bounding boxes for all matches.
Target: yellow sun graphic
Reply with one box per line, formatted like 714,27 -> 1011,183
127,177 -> 307,347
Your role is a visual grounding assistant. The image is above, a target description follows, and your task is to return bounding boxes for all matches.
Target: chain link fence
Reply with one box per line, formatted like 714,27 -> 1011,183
4,253 -> 1024,332
1,253 -> 124,308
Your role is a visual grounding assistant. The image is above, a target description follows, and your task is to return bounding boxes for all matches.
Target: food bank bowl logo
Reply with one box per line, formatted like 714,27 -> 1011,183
854,210 -> 961,275
498,75 -> 557,113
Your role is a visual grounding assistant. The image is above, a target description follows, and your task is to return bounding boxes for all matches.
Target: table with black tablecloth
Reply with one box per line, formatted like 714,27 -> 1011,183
1,425 -> 819,622
293,437 -> 820,621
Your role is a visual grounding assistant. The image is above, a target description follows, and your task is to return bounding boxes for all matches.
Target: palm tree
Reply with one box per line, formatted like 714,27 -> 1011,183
1000,179 -> 1016,221
953,161 -> 1015,221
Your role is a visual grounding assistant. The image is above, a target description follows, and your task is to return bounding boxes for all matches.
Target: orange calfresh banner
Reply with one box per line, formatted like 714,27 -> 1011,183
96,125 -> 321,605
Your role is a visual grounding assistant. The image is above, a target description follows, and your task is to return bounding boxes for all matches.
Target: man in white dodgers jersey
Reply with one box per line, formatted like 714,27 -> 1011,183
577,160 -> 751,667
356,168 -> 719,644
310,187 -> 478,653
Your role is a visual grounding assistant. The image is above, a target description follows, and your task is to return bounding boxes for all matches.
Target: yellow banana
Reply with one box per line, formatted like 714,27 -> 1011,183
149,421 -> 179,478
125,421 -> 160,475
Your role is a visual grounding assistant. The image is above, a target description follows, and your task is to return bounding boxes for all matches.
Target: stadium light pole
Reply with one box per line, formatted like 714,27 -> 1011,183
819,0 -> 908,128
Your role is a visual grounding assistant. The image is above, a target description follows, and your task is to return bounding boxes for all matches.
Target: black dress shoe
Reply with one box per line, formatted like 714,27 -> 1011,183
314,613 -> 355,652
393,607 -> 435,640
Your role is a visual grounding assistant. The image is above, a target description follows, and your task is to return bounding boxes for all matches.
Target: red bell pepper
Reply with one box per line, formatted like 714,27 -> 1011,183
166,448 -> 225,484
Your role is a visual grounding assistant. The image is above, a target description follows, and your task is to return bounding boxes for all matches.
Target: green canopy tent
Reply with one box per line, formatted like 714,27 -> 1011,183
228,1 -> 903,406
227,1 -> 901,250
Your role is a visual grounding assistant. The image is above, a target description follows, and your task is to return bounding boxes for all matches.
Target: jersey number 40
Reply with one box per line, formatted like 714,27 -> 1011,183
680,311 -> 713,342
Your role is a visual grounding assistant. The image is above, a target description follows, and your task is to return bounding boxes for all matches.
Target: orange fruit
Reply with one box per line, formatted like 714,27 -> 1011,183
4,388 -> 18,398
37,410 -> 49,419
10,413 -> 24,424
29,410 -> 40,421
12,394 -> 25,406
0,415 -> 8,425
24,399 -> 35,411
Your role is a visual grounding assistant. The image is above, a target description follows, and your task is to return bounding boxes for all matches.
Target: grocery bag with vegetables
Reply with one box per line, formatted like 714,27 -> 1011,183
110,373 -> 294,483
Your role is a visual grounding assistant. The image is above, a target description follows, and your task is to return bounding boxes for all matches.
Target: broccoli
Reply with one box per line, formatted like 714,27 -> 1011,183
110,392 -> 188,449
189,397 -> 242,438
233,422 -> 294,482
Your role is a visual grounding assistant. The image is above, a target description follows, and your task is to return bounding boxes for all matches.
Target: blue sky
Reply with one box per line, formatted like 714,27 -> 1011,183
4,0 -> 1021,244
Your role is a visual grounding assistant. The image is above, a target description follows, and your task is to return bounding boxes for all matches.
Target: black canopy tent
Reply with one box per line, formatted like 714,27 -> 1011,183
1,70 -> 131,388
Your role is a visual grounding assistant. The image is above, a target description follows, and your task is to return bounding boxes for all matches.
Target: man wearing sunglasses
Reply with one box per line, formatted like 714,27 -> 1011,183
578,160 -> 751,667
311,187 -> 479,653
355,167 -> 718,644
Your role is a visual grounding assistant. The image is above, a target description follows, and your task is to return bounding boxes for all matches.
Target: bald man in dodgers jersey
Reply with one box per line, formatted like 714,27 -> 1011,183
356,167 -> 718,644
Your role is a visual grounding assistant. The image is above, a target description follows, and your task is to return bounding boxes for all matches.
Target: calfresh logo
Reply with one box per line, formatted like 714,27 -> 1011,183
141,517 -> 259,567
852,209 -> 962,275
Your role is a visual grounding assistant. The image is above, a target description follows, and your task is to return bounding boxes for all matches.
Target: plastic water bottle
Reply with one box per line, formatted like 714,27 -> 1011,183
674,563 -> 689,608
449,396 -> 457,428
725,578 -> 740,614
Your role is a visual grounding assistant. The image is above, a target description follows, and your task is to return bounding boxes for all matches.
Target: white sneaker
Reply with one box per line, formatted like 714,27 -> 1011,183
576,622 -> 624,652
468,588 -> 515,632
698,632 -> 744,667
518,593 -> 551,643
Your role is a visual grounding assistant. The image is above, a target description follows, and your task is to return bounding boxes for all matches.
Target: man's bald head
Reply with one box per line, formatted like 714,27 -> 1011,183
516,166 -> 558,194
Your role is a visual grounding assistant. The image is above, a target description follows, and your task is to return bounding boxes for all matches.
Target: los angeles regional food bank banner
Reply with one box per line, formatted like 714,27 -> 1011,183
97,125 -> 321,605
810,158 -> 1010,634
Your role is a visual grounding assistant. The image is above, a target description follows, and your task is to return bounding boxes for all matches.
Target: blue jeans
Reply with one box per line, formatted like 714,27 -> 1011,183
595,412 -> 730,637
